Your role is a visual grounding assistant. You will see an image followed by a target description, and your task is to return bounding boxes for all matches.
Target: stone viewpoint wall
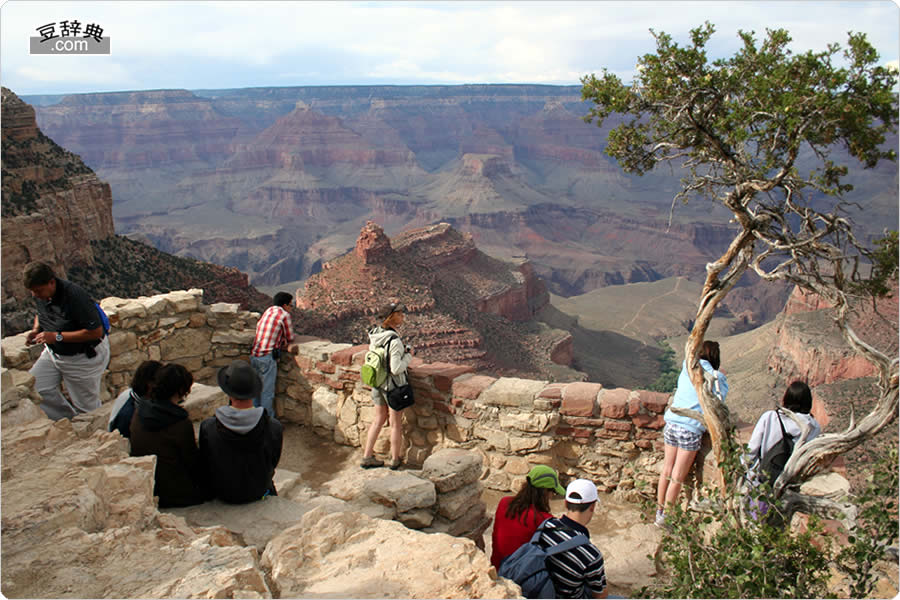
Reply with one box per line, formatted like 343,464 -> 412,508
1,289 -> 669,495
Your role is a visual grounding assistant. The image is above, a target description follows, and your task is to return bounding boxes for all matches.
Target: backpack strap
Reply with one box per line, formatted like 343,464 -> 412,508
774,408 -> 789,439
531,520 -> 590,556
381,333 -> 399,386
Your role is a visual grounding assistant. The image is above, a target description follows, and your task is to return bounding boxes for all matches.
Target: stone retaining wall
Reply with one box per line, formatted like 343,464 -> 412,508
1,289 -> 669,495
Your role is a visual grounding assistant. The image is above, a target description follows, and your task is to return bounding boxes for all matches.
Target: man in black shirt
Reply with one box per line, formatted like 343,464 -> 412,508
24,261 -> 110,420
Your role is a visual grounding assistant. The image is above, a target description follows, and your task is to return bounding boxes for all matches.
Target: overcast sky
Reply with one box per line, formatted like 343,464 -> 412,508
1,1 -> 898,96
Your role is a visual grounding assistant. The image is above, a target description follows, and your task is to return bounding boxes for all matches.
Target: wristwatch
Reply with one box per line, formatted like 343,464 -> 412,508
55,332 -> 63,342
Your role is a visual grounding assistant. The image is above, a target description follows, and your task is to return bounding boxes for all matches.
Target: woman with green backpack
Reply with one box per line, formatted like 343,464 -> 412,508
360,302 -> 413,470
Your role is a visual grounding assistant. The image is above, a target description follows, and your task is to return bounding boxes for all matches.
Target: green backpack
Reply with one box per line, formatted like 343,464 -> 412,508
360,333 -> 397,388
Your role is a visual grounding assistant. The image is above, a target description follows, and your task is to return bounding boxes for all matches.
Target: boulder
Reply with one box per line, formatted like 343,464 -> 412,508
422,448 -> 483,492
261,506 -> 520,598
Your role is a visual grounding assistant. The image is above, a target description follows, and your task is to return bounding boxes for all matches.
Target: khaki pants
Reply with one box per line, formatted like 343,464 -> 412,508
30,336 -> 110,420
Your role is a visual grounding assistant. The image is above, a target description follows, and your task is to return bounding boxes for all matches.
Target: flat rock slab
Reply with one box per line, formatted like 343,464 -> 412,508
167,496 -> 315,551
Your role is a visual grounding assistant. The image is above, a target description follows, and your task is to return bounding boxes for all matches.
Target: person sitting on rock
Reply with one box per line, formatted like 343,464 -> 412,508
199,359 -> 283,503
109,360 -> 163,439
539,479 -> 608,599
361,302 -> 413,470
129,363 -> 210,508
744,380 -> 821,519
491,464 -> 566,569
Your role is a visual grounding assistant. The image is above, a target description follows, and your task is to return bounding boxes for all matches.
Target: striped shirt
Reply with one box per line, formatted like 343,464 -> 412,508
251,305 -> 294,357
540,516 -> 606,598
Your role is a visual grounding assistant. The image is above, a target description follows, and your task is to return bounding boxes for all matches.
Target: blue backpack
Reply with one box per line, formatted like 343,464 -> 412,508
498,520 -> 590,599
95,303 -> 110,336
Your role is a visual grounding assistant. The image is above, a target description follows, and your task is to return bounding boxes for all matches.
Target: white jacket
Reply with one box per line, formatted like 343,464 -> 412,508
367,326 -> 412,391
746,409 -> 821,471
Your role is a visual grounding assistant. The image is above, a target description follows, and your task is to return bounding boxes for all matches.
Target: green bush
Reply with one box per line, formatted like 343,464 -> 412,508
641,441 -> 899,598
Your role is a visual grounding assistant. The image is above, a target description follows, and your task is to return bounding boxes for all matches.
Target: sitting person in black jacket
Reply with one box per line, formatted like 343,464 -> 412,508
200,359 -> 283,503
109,360 -> 163,439
130,363 -> 210,508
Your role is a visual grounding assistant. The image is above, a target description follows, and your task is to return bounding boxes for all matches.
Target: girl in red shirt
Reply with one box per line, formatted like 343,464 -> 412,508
490,465 -> 567,569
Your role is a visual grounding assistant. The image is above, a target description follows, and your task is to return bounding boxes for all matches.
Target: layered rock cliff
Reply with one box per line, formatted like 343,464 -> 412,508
1,89 -> 270,335
26,85 -> 897,299
297,221 -> 576,380
768,286 -> 898,386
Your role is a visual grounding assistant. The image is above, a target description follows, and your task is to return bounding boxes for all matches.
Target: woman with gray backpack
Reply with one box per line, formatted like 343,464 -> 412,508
744,380 -> 821,520
360,302 -> 414,470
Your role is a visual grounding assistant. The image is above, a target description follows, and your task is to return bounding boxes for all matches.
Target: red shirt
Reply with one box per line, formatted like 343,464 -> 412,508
251,305 -> 294,357
490,495 -> 553,569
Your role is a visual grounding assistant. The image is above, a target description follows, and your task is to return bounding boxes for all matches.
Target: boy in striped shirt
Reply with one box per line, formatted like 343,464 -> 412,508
540,479 -> 608,598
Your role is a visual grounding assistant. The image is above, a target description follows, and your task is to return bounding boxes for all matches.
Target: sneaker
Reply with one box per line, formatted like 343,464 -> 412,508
361,456 -> 384,469
389,458 -> 402,470
655,510 -> 666,528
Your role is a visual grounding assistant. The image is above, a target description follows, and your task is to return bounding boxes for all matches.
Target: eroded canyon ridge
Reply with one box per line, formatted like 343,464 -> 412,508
0,87 -> 270,334
25,85 -> 897,312
296,220 -> 583,381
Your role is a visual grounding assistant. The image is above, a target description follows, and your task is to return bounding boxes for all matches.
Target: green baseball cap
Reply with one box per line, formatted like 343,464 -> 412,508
527,465 -> 566,496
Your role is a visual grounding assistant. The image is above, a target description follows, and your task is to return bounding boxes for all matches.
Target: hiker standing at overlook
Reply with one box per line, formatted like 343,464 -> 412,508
361,302 -> 413,470
656,340 -> 728,528
23,261 -> 111,420
250,291 -> 298,419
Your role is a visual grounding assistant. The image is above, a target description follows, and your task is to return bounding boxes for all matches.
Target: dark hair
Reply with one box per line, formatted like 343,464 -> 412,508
782,380 -> 813,413
505,479 -> 552,526
131,360 -> 163,397
699,340 -> 721,370
565,498 -> 596,513
273,292 -> 293,307
151,363 -> 193,404
23,261 -> 55,288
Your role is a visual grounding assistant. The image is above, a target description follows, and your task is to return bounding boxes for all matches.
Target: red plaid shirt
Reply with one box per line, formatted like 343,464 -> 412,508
251,305 -> 294,357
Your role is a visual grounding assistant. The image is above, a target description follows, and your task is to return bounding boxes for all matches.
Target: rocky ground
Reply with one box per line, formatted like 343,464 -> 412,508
277,423 -> 660,597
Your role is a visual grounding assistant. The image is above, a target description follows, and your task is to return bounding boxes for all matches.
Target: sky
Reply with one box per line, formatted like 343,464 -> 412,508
1,1 -> 898,96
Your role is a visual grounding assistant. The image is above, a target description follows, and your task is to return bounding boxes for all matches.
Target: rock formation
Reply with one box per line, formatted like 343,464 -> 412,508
1,87 -> 114,301
296,221 -> 577,380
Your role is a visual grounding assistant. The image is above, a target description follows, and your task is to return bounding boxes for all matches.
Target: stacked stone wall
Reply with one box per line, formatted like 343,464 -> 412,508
1,289 -> 669,495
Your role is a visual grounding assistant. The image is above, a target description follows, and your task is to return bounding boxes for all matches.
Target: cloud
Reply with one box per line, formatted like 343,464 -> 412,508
1,0 -> 897,94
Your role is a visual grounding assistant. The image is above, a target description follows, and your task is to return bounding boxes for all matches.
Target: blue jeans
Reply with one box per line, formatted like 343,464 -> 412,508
250,353 -> 277,418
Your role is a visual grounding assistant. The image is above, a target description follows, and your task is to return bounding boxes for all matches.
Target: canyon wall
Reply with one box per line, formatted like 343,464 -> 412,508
1,87 -> 114,304
768,286 -> 898,386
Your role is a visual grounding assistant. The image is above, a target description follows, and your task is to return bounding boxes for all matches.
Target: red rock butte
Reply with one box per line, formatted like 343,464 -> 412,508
295,221 -> 577,380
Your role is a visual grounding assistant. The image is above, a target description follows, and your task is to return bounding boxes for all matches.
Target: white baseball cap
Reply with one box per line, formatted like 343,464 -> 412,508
565,478 -> 599,504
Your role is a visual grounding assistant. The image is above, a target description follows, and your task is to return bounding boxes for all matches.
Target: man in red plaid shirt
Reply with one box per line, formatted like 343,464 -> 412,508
250,292 -> 297,417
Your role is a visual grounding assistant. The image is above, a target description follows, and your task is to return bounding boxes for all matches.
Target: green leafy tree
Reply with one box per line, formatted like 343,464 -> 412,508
582,23 -> 898,524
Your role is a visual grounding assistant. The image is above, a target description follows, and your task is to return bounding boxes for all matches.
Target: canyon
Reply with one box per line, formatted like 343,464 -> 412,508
26,85 -> 897,313
2,84 -> 897,597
